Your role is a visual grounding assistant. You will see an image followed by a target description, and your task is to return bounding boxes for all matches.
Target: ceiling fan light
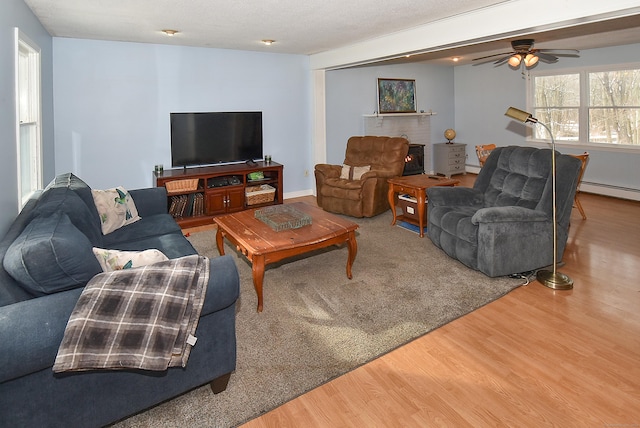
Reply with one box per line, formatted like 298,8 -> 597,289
508,54 -> 522,67
524,53 -> 539,67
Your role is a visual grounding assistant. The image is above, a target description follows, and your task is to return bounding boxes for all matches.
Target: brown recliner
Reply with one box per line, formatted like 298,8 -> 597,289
315,136 -> 409,218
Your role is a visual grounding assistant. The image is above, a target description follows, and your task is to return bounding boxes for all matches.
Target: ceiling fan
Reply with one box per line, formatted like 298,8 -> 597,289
472,39 -> 580,69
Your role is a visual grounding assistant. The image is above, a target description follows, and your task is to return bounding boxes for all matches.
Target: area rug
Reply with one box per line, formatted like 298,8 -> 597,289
113,209 -> 521,428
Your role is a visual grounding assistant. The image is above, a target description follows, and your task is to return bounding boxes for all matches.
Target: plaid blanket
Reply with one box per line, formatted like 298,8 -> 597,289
53,255 -> 209,372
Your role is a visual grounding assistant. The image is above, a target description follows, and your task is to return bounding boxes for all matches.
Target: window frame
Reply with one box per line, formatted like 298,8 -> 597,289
527,62 -> 640,154
14,28 -> 43,209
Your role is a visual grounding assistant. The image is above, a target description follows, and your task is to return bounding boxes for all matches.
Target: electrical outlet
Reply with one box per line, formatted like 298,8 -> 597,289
304,170 -> 309,177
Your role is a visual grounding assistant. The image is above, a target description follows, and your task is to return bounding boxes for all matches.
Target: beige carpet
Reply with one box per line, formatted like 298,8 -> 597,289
113,209 -> 521,427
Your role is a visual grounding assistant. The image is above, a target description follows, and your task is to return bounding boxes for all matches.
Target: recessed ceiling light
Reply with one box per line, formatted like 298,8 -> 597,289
261,40 -> 275,46
162,29 -> 178,36
452,57 -> 461,62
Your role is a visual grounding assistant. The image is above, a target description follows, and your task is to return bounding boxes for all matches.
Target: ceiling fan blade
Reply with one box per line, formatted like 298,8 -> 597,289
536,52 -> 559,63
472,51 -> 513,62
472,55 -> 512,66
537,49 -> 580,55
548,52 -> 581,58
494,56 -> 511,66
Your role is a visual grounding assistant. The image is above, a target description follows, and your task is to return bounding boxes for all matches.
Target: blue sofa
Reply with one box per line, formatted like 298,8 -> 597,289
0,173 -> 239,427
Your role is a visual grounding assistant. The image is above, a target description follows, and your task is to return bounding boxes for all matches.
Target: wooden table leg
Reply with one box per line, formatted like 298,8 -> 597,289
345,231 -> 358,279
252,255 -> 266,312
416,190 -> 426,238
388,184 -> 397,226
215,227 -> 226,255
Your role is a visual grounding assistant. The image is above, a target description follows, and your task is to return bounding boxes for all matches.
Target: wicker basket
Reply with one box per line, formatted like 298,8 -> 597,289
165,178 -> 199,194
246,184 -> 275,206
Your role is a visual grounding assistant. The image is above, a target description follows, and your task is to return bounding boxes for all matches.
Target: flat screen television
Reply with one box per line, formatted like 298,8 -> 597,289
170,111 -> 263,167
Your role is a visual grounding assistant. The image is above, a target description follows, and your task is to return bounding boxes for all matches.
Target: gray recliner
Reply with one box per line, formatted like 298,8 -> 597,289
427,146 -> 581,277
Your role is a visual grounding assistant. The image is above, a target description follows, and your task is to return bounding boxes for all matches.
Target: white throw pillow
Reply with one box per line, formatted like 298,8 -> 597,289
91,186 -> 141,235
340,164 -> 351,179
340,164 -> 371,180
352,165 -> 371,180
92,248 -> 169,272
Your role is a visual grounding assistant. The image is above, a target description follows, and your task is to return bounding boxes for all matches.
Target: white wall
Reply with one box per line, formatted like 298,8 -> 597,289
454,43 -> 640,194
0,0 -> 55,236
53,38 -> 313,193
325,63 -> 454,168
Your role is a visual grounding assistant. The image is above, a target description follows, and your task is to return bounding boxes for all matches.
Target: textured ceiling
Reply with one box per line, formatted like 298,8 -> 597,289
23,0 -> 640,65
24,0 -> 506,54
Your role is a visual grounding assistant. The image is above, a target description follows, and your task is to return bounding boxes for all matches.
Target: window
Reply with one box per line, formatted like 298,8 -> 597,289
530,65 -> 640,147
15,29 -> 42,208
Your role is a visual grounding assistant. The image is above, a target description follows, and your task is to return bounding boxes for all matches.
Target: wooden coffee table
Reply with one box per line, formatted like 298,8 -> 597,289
213,202 -> 358,312
387,175 -> 460,237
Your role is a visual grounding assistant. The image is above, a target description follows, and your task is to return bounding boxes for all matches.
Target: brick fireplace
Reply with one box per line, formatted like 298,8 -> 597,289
364,114 -> 432,175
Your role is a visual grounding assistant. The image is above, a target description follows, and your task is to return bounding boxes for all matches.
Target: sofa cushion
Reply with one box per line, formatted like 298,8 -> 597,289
91,187 -> 141,235
107,233 -> 197,260
92,248 -> 169,272
34,187 -> 103,246
45,173 -> 100,219
3,211 -> 102,295
101,213 -> 183,247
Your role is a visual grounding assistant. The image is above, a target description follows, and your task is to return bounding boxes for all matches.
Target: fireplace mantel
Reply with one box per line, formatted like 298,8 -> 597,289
362,112 -> 436,118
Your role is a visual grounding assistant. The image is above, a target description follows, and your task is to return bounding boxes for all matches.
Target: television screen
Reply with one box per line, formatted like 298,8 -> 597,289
170,112 -> 263,167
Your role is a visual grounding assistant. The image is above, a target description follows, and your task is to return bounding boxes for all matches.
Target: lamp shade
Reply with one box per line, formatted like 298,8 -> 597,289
505,107 -> 537,123
508,54 -> 522,67
524,53 -> 539,67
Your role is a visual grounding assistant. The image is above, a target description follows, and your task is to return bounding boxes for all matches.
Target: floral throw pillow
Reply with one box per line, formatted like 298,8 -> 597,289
92,248 -> 168,272
91,186 -> 141,235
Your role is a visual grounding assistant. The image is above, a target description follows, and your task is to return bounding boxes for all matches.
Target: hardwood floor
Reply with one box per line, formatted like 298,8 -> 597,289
240,175 -> 640,427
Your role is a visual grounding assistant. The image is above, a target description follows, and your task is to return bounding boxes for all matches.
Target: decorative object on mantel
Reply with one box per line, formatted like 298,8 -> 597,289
254,204 -> 312,231
377,78 -> 416,114
444,128 -> 456,143
505,106 -> 574,290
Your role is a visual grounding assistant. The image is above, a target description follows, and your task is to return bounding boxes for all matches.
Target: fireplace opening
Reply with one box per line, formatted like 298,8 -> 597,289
403,144 -> 425,175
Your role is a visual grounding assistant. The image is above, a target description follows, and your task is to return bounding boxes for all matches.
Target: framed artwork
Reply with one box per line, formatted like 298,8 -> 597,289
377,78 -> 416,113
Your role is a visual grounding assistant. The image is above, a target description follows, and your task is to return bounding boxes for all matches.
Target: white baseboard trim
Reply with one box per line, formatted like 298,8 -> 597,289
580,182 -> 640,201
464,165 -> 640,201
284,189 -> 314,200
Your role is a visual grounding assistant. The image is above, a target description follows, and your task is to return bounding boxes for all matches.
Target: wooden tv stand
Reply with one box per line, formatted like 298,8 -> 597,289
154,161 -> 283,228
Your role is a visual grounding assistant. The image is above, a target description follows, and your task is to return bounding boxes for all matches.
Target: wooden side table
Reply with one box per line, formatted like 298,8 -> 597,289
387,175 -> 460,237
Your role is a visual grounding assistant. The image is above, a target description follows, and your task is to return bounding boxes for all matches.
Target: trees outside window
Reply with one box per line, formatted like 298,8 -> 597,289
531,66 -> 640,146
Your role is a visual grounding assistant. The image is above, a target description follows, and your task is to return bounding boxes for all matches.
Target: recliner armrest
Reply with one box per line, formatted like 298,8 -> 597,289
314,164 -> 341,179
427,187 -> 484,207
472,206 -> 549,224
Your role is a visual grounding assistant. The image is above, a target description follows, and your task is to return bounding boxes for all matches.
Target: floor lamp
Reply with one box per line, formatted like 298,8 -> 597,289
504,107 -> 574,290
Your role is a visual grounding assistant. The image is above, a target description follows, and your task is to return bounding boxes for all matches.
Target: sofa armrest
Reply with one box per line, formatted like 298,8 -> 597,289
427,186 -> 484,207
0,287 -> 82,383
128,187 -> 168,217
201,255 -> 240,314
0,255 -> 239,384
472,206 -> 549,224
